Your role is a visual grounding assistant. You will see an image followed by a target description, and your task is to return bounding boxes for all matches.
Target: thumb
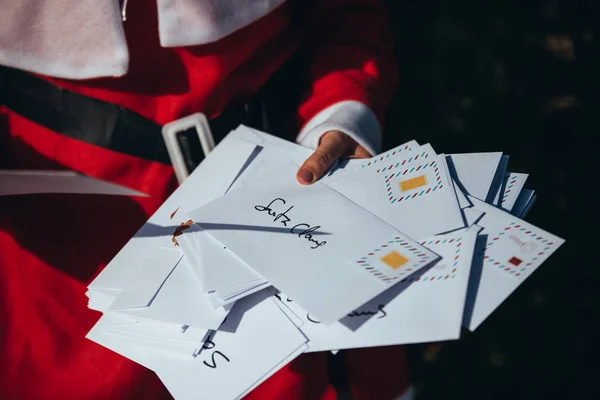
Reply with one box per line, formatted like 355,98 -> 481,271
296,131 -> 351,185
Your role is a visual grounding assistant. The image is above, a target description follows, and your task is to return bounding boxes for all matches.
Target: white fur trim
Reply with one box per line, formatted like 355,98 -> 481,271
296,101 -> 382,156
0,0 -> 285,79
0,0 -> 129,79
157,0 -> 286,47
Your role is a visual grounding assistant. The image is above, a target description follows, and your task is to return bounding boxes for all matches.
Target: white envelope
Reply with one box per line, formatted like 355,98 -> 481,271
86,288 -> 120,312
88,291 -> 308,400
486,155 -> 510,203
88,135 -> 260,296
206,281 -> 272,309
88,236 -> 183,304
274,228 -> 479,351
493,172 -> 528,211
447,152 -> 503,201
324,153 -> 465,238
177,129 -> 314,295
91,312 -> 213,358
463,197 -> 565,330
520,194 -> 537,219
441,163 -> 471,209
463,207 -> 485,227
215,281 -> 271,303
227,146 -> 297,192
84,130 -> 313,399
147,137 -> 261,228
177,222 -> 264,293
86,312 -> 210,366
0,170 -> 149,197
188,161 -> 439,323
151,290 -> 308,400
238,343 -> 308,399
353,140 -> 420,171
230,125 -> 314,166
101,314 -> 209,346
511,188 -> 535,218
87,314 -> 165,370
198,138 -> 422,294
110,255 -> 230,330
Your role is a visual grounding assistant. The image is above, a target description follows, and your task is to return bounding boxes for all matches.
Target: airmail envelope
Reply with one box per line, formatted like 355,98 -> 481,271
323,153 -> 465,239
463,197 -> 565,330
273,228 -> 479,352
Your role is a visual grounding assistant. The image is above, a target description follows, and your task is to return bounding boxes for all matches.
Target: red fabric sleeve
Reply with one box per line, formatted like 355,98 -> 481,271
295,0 -> 399,132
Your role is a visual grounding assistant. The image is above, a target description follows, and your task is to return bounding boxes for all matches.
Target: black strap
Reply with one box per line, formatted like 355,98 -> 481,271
327,351 -> 353,400
0,66 -> 252,166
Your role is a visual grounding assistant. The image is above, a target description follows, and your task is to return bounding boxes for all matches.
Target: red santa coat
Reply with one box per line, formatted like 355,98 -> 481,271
0,0 -> 409,399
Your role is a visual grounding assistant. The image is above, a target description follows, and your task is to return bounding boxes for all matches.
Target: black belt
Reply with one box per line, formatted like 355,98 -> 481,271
0,66 -> 258,166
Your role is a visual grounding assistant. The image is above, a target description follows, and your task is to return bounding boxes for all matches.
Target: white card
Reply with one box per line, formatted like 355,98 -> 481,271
463,197 -> 565,330
274,229 -> 478,351
188,161 -> 438,323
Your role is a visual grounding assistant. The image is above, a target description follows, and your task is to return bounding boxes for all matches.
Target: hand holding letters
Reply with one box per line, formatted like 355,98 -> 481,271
84,126 -> 565,400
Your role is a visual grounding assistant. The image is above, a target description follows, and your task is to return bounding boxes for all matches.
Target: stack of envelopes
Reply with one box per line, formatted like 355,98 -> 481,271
86,125 -> 565,399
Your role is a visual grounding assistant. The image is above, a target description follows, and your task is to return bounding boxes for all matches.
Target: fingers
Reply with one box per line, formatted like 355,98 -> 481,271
296,131 -> 353,185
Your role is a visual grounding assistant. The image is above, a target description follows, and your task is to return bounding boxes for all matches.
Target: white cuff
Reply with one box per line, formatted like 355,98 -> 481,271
296,101 -> 382,156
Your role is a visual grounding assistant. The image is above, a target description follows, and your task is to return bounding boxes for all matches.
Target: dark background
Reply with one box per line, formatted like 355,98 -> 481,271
381,0 -> 598,399
1,1 -> 597,398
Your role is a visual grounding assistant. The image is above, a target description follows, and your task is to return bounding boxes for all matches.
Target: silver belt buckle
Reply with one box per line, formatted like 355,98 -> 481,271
162,113 -> 215,184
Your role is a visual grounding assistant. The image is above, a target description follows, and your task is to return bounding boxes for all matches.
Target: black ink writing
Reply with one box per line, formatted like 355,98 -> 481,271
306,304 -> 387,324
347,304 -> 387,319
194,340 -> 231,369
274,292 -> 293,303
203,351 -> 230,369
254,198 -> 293,227
291,224 -> 327,249
254,197 -> 327,249
306,313 -> 321,324
202,340 -> 216,350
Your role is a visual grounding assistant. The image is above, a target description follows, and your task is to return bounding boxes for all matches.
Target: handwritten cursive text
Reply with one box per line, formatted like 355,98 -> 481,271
306,304 -> 387,324
254,197 -> 327,249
